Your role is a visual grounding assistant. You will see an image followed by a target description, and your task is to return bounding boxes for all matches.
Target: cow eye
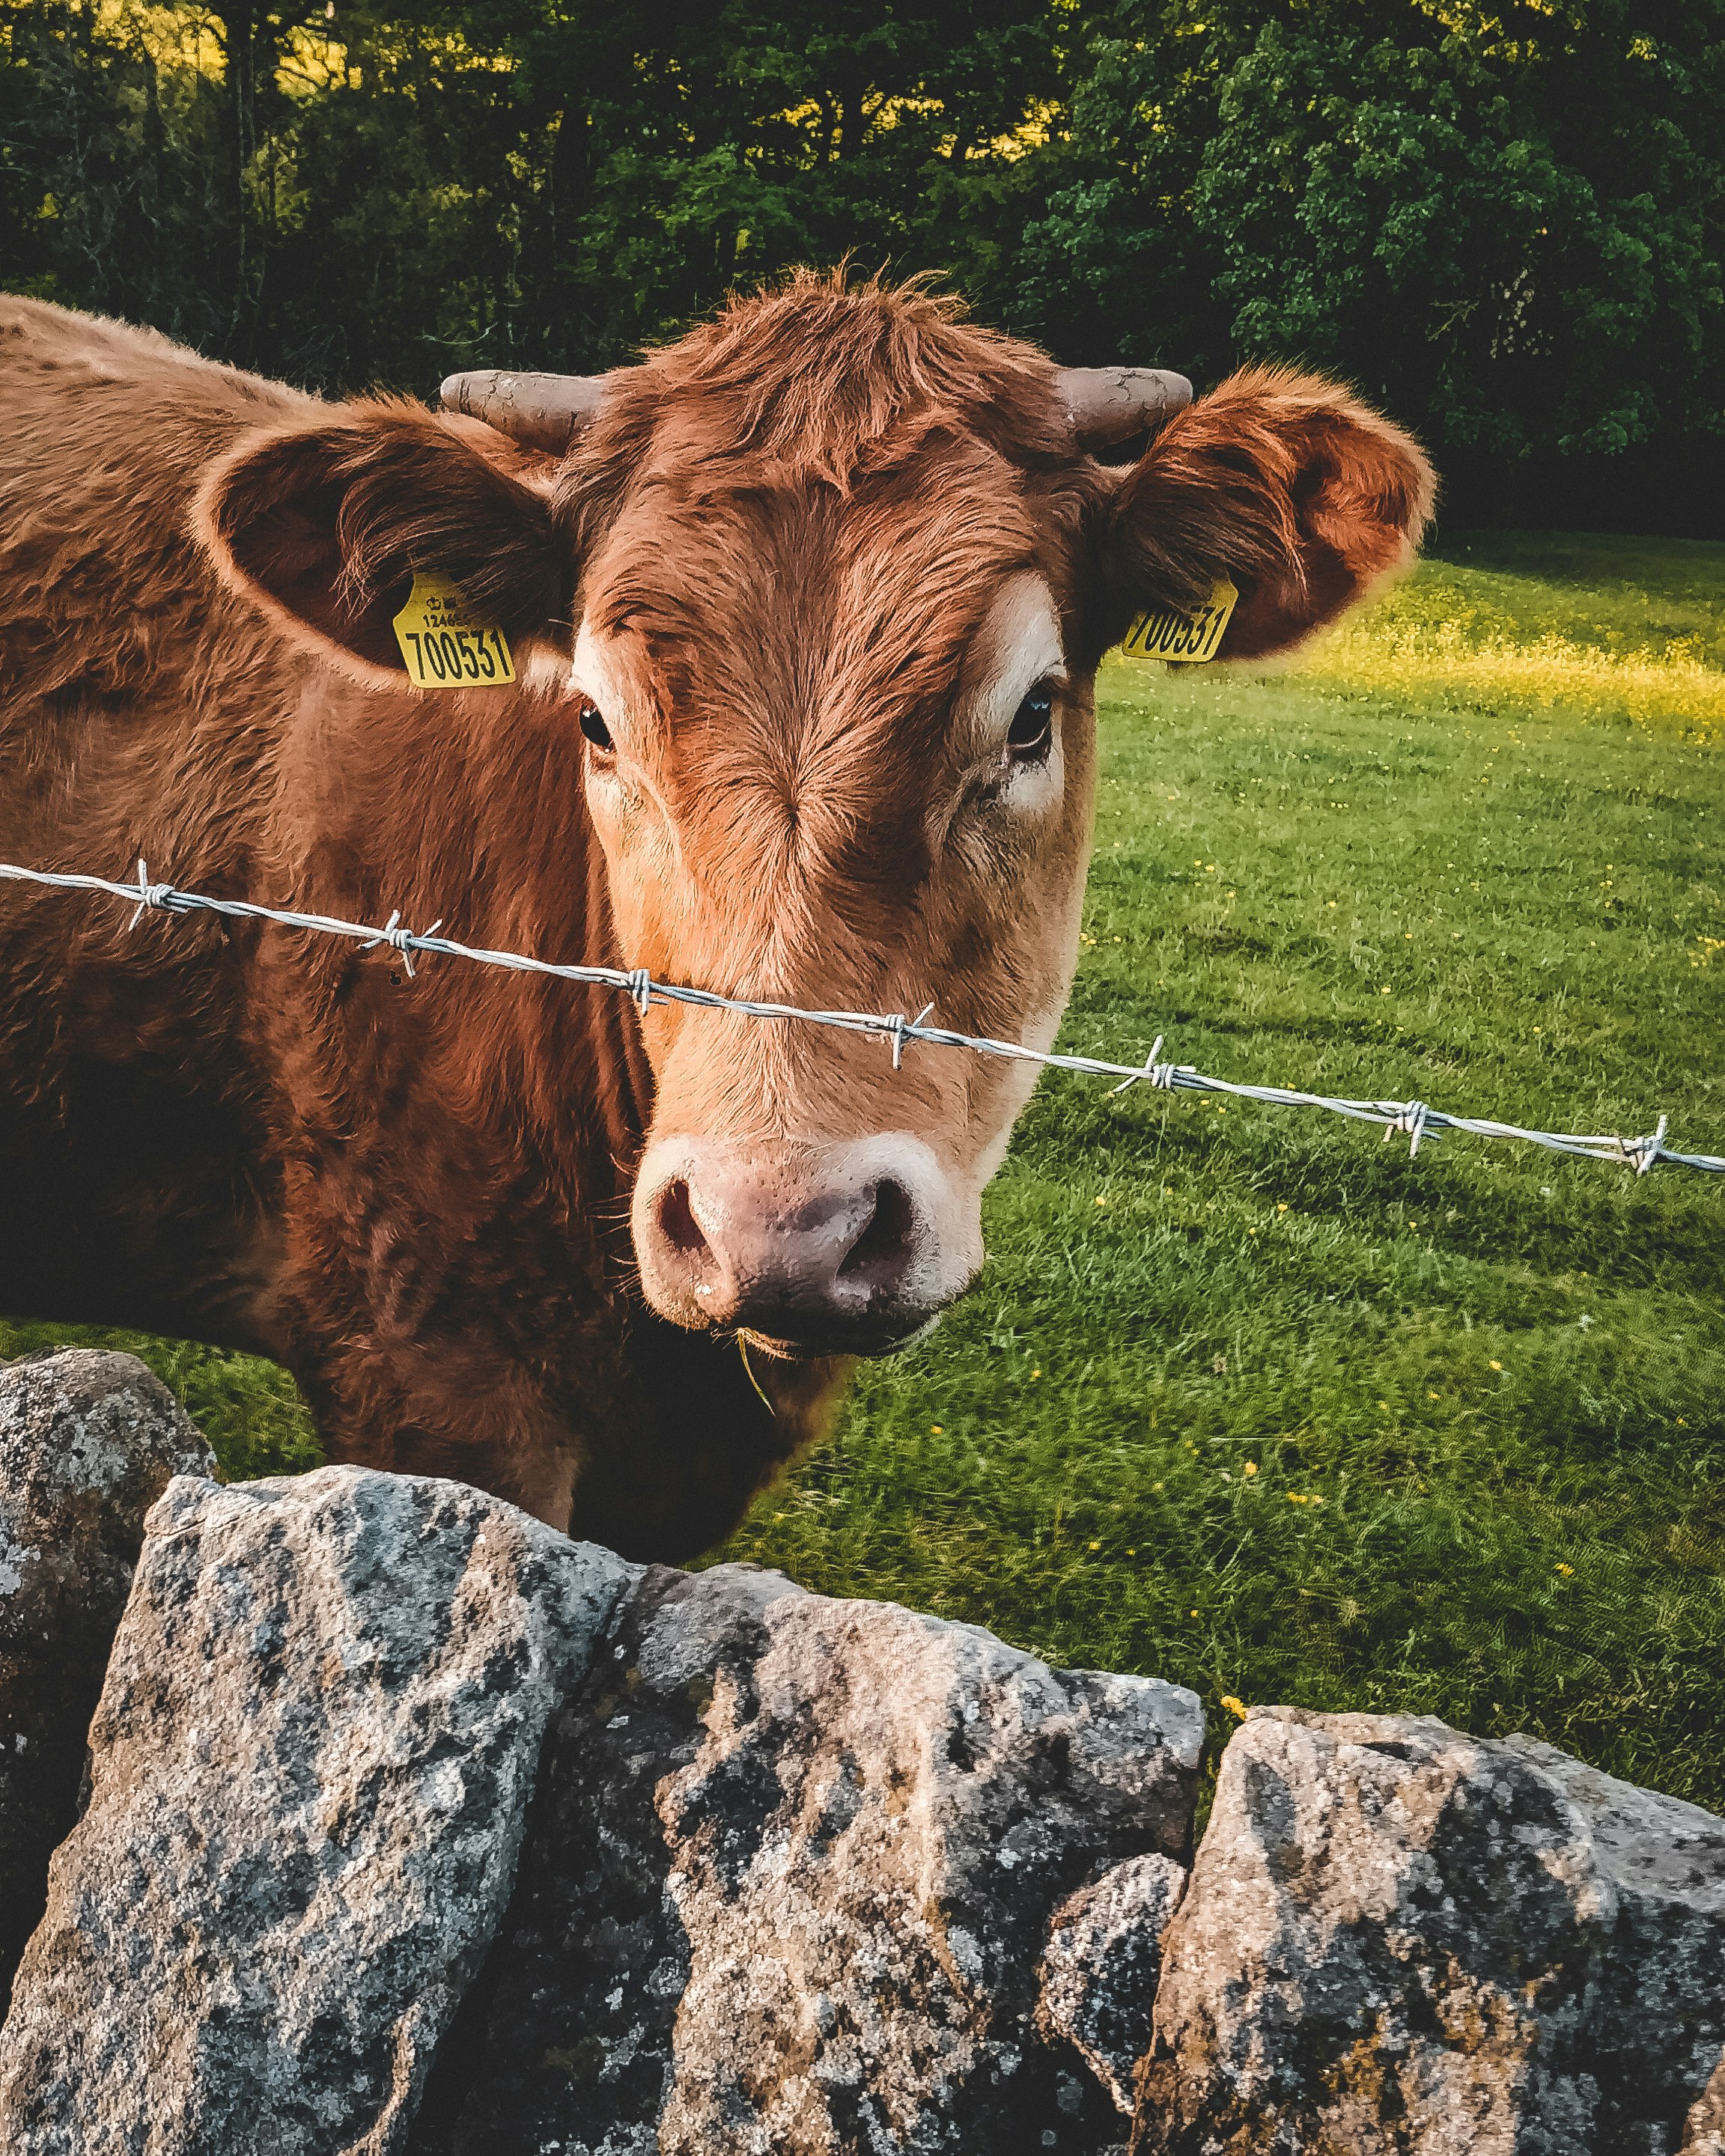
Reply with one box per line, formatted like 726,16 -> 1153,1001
1007,684 -> 1054,762
579,701 -> 614,753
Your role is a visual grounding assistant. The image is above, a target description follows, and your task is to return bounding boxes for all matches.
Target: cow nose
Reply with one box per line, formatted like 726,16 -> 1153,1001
633,1139 -> 952,1353
655,1168 -> 916,1332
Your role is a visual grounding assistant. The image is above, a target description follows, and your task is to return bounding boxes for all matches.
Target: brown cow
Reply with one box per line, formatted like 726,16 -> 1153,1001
0,273 -> 1432,1556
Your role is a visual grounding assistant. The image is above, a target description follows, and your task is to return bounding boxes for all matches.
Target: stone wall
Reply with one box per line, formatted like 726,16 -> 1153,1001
0,1350 -> 1720,2155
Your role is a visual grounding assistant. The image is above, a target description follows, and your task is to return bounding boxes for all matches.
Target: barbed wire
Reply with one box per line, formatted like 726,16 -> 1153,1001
1,856 -> 1720,1180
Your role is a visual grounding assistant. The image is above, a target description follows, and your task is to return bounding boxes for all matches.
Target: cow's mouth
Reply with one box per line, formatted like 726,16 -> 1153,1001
737,1312 -> 940,1362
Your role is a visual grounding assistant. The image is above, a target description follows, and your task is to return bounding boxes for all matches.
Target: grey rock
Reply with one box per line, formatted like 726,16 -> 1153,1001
0,1349 -> 216,2006
1501,1736 -> 1725,2155
0,1464 -> 635,2155
411,1562 -> 1203,2155
1039,1851 -> 1186,2116
1134,1706 -> 1725,2156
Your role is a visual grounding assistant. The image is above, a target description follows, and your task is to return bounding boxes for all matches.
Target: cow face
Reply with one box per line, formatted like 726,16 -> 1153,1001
201,277 -> 1432,1364
565,426 -> 1101,1359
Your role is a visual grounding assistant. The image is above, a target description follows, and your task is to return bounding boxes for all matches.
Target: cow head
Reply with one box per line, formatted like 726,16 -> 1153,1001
200,273 -> 1432,1363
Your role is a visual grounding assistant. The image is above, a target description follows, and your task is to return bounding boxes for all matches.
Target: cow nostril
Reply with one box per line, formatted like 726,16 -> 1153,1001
839,1178 -> 916,1281
657,1179 -> 710,1258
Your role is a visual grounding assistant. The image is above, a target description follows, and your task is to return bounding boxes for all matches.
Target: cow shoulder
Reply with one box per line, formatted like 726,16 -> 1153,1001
0,298 -> 318,713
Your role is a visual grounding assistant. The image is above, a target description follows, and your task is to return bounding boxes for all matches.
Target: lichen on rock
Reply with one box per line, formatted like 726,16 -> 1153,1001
1040,1851 -> 1187,2116
0,1349 -> 216,2005
0,1464 -> 636,2155
1134,1706 -> 1725,2156
412,1562 -> 1203,2155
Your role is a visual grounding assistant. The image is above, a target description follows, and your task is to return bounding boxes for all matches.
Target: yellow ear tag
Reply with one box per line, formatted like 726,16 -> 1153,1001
1122,577 -> 1238,664
392,572 -> 516,688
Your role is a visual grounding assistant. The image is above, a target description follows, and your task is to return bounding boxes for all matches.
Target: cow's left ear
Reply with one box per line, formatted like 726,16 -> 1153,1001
196,403 -> 565,688
1101,367 -> 1435,662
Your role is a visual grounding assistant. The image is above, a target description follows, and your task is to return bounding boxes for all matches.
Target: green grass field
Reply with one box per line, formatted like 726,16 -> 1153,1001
6,531 -> 1722,1810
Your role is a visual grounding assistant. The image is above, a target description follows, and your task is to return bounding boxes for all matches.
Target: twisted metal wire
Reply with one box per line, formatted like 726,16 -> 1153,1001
3,858 -> 1719,1179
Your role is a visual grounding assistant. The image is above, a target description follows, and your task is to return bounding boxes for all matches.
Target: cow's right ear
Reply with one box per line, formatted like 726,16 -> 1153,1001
196,404 -> 565,688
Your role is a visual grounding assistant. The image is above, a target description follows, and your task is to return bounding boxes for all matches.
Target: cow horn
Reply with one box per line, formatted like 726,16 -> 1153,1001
1053,365 -> 1193,448
441,362 -> 1193,454
436,370 -> 612,454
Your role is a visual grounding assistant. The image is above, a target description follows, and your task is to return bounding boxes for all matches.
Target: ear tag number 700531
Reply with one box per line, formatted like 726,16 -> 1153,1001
1121,577 -> 1238,664
392,572 -> 517,688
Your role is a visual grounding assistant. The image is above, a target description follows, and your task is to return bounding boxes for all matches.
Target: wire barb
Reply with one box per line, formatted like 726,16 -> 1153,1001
126,859 -> 178,933
1620,1113 -> 1670,1178
359,908 -> 442,981
1383,1099 -> 1433,1157
1110,1034 -> 1167,1096
885,1001 -> 937,1071
1,857 -> 1720,1181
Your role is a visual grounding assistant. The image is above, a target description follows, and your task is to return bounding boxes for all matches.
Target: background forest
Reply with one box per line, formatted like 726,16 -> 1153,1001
1,0 -> 1721,531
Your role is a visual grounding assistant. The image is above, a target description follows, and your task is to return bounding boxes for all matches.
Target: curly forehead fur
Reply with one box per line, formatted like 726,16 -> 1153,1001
568,268 -> 1080,485
558,272 -> 1108,779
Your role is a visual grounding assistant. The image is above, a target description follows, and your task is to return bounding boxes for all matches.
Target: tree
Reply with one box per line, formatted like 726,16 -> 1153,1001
1194,2 -> 1725,463
1,0 -> 1720,525
1006,0 -> 1725,511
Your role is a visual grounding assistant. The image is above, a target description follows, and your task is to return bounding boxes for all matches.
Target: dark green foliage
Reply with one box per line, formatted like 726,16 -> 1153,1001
1,2 -> 1719,525
1026,4 -> 1725,453
0,0 -> 1061,379
1196,13 -> 1725,460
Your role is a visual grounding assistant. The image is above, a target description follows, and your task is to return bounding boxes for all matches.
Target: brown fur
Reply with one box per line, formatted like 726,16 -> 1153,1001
0,272 -> 1432,1553
1106,363 -> 1437,658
